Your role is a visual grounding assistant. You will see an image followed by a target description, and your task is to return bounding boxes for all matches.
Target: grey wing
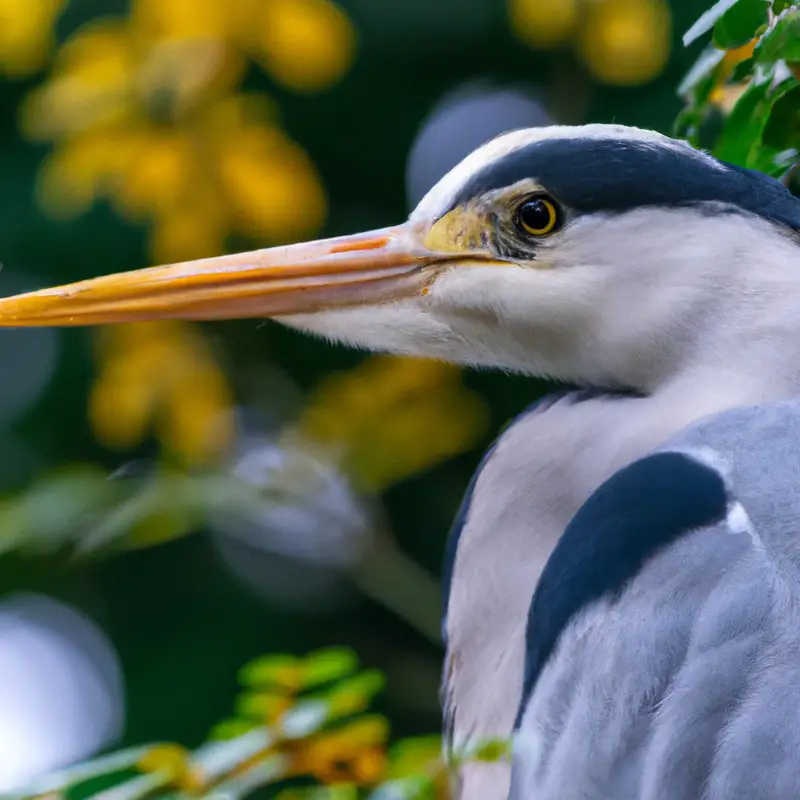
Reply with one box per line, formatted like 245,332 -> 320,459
511,404 -> 800,800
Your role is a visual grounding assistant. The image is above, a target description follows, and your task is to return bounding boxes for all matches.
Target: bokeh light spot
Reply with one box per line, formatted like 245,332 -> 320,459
0,594 -> 124,791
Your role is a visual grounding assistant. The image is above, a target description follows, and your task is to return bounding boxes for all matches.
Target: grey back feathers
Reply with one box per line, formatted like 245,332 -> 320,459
512,399 -> 800,800
517,449 -> 728,725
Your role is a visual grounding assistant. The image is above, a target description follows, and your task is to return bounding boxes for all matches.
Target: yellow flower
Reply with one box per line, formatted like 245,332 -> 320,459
254,0 -> 356,93
35,121 -> 140,219
149,192 -> 230,263
133,0 -> 244,41
133,0 -> 356,94
295,356 -> 489,492
137,744 -> 203,791
284,717 -> 389,785
89,321 -> 234,467
218,125 -> 326,242
507,0 -> 580,50
0,0 -> 66,76
576,0 -> 672,87
21,11 -> 332,262
20,22 -> 139,141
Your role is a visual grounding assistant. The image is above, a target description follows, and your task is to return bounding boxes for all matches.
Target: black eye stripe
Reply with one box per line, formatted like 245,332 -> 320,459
445,138 -> 800,230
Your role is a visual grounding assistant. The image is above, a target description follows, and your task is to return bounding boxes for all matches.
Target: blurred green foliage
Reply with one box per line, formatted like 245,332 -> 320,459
677,0 -> 800,180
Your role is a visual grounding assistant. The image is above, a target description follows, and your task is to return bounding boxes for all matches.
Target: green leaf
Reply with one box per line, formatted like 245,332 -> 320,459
334,670 -> 386,699
731,56 -> 756,81
713,72 -> 773,163
470,739 -> 512,763
386,736 -> 443,778
762,80 -> 800,148
239,655 -> 299,689
15,465 -> 118,554
678,46 -> 726,100
746,143 -> 798,174
236,691 -> 290,721
674,105 -> 726,151
755,9 -> 800,63
772,0 -> 796,13
300,647 -> 359,688
713,0 -> 770,49
368,776 -> 437,800
781,161 -> 800,195
209,720 -> 258,741
773,147 -> 800,168
698,105 -> 728,150
673,108 -> 701,141
684,0 -> 743,45
319,670 -> 386,720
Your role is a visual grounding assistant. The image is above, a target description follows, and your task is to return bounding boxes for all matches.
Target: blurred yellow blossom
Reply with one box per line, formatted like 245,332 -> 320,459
218,124 -> 327,243
509,0 -> 672,87
284,717 -> 389,785
255,0 -> 356,93
137,744 -> 203,791
22,19 -> 326,262
294,356 -> 490,493
132,0 -> 355,94
89,321 -> 234,467
578,0 -> 671,86
18,2 -> 353,472
133,0 -> 247,42
0,0 -> 66,76
507,0 -> 580,50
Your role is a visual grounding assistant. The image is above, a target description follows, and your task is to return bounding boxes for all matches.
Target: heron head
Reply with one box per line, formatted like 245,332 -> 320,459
0,124 -> 798,391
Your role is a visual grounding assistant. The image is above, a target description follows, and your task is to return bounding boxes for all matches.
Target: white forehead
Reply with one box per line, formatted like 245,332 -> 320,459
410,123 -> 717,222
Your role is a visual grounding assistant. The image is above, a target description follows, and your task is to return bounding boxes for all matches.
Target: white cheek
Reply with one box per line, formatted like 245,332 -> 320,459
275,263 -> 600,378
277,300 -> 462,359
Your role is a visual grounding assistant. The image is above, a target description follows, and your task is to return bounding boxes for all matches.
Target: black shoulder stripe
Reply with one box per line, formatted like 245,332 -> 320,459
448,138 -> 800,230
516,451 -> 728,725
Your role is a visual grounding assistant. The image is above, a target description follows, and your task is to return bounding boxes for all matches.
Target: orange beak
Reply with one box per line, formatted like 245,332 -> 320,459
0,224 -> 462,327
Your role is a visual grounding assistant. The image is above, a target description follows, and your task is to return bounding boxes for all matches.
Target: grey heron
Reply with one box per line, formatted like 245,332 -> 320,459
1,124 -> 800,798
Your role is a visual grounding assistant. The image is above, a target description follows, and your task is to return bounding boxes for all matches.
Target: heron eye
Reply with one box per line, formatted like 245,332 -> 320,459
515,196 -> 561,237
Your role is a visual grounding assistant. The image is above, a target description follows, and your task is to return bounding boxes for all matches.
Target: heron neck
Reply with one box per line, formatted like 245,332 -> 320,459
442,377 -> 795,766
569,217 -> 800,397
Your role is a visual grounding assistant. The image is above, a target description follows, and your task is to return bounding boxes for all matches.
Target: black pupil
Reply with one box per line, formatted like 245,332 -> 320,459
519,199 -> 552,232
